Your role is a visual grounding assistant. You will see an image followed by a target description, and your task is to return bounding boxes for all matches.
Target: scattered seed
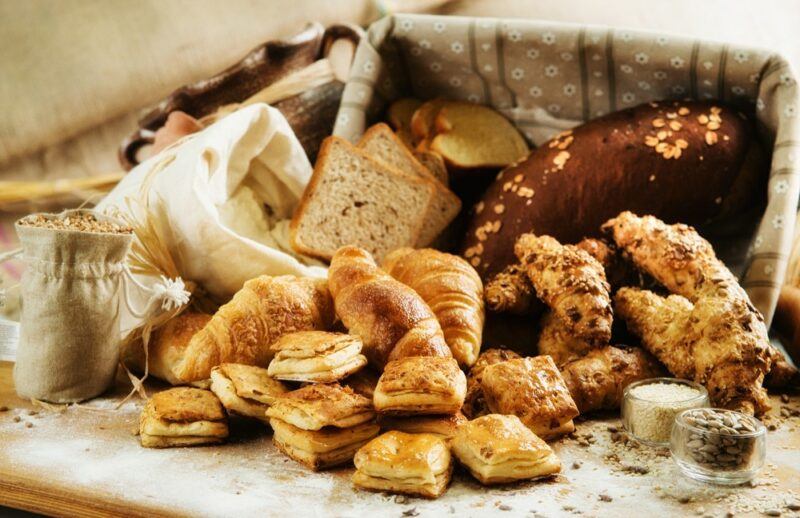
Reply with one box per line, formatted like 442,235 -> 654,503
598,494 -> 613,502
394,495 -> 409,504
13,416 -> 21,423
764,510 -> 781,517
572,461 -> 582,469
0,406 -> 8,412
402,508 -> 419,517
678,107 -> 690,115
499,504 -> 512,511
28,410 -> 38,416
780,394 -> 789,403
25,422 -> 33,428
786,502 -> 800,511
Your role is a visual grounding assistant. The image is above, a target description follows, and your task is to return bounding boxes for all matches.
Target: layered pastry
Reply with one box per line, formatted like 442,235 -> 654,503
139,387 -> 229,448
342,368 -> 381,399
352,431 -> 453,498
267,383 -> 378,470
268,331 -> 368,383
452,414 -> 561,485
377,412 -> 467,440
463,348 -> 522,419
209,363 -> 289,423
373,356 -> 466,415
481,356 -> 579,440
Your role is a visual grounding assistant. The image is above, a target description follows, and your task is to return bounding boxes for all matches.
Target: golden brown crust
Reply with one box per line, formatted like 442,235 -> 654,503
353,431 -> 452,498
265,383 -> 374,430
377,412 -> 466,440
328,246 -> 452,369
515,234 -> 612,345
481,356 -> 579,440
560,346 -> 665,413
270,418 -> 380,471
374,357 -> 466,415
136,312 -> 212,385
382,247 -> 484,368
451,414 -> 561,485
606,212 -> 777,415
175,275 -> 335,382
216,363 -> 288,405
150,387 -> 226,423
463,348 -> 522,419
536,310 -> 598,367
483,263 -> 535,315
268,331 -> 367,383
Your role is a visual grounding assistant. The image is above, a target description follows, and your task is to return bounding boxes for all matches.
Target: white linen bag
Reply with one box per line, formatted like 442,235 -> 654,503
97,103 -> 326,332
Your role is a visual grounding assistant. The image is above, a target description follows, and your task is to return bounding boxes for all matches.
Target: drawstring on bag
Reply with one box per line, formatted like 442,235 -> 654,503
118,267 -> 190,406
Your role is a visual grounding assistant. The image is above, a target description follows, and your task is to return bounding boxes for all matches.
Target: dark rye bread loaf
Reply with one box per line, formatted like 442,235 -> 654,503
462,100 -> 766,279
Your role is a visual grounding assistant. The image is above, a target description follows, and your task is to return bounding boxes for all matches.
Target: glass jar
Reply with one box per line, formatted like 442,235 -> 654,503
622,378 -> 709,447
670,408 -> 766,485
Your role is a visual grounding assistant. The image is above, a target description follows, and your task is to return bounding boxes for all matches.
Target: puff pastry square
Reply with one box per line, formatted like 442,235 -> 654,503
378,412 -> 467,440
452,414 -> 561,484
373,357 -> 467,415
268,331 -> 368,383
463,348 -> 522,419
481,356 -> 579,440
139,387 -> 228,448
352,431 -> 453,498
209,363 -> 289,423
270,418 -> 380,470
265,383 -> 374,430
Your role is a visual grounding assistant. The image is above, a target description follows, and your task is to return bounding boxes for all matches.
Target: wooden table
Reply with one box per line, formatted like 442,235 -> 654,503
1,361 -> 799,518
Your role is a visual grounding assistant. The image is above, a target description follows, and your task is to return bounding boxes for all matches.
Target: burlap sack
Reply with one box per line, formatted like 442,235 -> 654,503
13,210 -> 133,403
333,14 -> 800,326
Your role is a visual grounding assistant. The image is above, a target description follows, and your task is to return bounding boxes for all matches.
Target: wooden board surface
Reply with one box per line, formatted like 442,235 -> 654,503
1,360 -> 799,518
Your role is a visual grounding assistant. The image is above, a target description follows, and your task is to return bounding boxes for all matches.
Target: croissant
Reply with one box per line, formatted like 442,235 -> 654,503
328,246 -> 452,369
615,287 -> 771,415
560,346 -> 665,413
515,233 -> 613,345
383,248 -> 484,368
174,275 -> 335,382
604,211 -> 796,388
536,311 -> 598,367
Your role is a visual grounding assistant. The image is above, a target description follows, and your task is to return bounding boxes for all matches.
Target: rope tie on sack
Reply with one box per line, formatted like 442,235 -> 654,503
118,266 -> 190,407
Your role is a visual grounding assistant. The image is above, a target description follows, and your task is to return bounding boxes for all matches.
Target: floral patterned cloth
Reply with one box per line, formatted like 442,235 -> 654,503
333,13 -> 800,326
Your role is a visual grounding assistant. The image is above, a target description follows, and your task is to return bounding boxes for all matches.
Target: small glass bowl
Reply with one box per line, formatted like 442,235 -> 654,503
622,378 -> 709,447
670,408 -> 766,485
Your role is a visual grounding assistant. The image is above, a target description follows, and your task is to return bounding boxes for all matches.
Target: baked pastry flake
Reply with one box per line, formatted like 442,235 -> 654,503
452,414 -> 561,484
373,356 -> 466,415
209,363 -> 288,423
139,387 -> 228,448
463,348 -> 521,419
268,331 -> 367,383
265,383 -> 374,431
270,418 -> 380,471
352,431 -> 453,498
481,356 -> 579,440
377,412 -> 467,440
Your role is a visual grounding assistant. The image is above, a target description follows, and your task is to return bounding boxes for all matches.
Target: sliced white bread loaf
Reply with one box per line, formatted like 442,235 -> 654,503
358,124 -> 461,247
290,136 -> 436,262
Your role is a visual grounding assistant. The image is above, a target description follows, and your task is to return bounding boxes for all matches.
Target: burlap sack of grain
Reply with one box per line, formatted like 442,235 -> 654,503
333,14 -> 800,325
12,210 -> 133,403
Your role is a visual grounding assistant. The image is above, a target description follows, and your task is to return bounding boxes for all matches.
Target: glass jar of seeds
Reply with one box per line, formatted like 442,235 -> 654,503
622,378 -> 709,447
670,408 -> 766,485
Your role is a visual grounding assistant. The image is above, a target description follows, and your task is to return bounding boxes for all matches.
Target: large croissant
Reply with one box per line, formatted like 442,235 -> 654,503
174,275 -> 335,382
328,246 -> 452,369
382,248 -> 484,368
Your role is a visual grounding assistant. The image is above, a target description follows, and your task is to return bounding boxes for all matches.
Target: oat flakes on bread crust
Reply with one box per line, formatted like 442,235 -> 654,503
373,356 -> 467,416
265,383 -> 374,431
352,431 -> 453,499
451,414 -> 561,485
268,331 -> 367,383
480,356 -> 579,440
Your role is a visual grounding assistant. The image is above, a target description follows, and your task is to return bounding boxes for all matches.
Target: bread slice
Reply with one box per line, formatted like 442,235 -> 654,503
413,150 -> 448,185
291,136 -> 435,262
387,98 -> 422,131
431,102 -> 530,168
358,124 -> 461,247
